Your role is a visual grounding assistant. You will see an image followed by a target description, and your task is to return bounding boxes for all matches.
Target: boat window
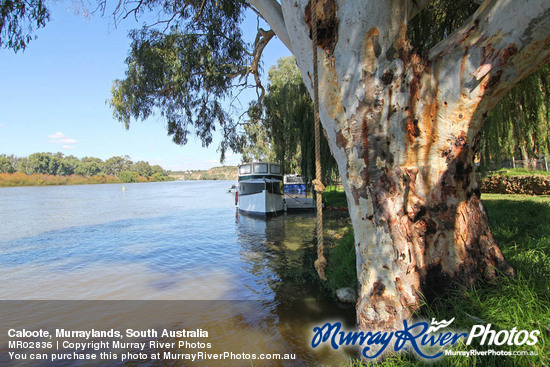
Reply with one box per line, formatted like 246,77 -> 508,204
241,182 -> 265,195
266,181 -> 283,195
239,165 -> 251,174
254,163 -> 268,173
270,164 -> 281,174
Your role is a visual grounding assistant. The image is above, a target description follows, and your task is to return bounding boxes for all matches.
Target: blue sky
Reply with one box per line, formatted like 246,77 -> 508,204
0,2 -> 291,171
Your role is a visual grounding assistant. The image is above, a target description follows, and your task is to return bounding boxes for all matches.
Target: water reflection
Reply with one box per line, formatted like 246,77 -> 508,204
235,212 -> 357,364
0,182 -> 356,365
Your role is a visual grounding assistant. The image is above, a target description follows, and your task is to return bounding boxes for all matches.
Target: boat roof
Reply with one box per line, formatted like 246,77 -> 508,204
238,161 -> 279,167
239,178 -> 282,183
238,162 -> 282,177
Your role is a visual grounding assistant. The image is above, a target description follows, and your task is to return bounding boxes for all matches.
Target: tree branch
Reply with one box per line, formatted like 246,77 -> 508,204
429,0 -> 550,107
246,0 -> 292,53
251,28 -> 275,103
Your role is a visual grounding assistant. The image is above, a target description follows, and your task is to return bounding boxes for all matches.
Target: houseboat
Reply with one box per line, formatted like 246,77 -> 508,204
283,174 -> 308,193
236,162 -> 284,215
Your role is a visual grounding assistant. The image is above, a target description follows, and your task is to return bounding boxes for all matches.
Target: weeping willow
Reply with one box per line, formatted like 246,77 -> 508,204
480,65 -> 550,169
243,56 -> 338,181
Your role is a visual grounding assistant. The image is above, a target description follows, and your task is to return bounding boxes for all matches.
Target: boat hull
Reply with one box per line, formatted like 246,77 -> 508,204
238,190 -> 284,215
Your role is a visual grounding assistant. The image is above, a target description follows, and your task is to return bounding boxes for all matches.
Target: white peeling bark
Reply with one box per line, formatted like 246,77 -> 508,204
260,0 -> 550,333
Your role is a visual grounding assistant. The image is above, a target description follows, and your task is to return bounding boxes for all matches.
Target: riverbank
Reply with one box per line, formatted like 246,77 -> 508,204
170,166 -> 237,181
0,172 -> 174,187
312,191 -> 549,366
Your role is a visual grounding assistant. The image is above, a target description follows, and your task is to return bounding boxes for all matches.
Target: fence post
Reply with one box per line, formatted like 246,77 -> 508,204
545,156 -> 549,172
512,157 -> 516,169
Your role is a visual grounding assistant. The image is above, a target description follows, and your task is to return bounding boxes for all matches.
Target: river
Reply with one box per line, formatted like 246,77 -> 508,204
0,181 -> 356,366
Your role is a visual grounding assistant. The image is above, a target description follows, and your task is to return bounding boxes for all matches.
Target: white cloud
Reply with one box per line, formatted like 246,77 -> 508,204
0,123 -> 4,127
48,131 -> 78,145
62,145 -> 76,150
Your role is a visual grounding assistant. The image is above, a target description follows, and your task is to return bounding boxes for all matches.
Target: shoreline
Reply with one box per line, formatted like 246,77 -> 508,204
0,172 -> 175,188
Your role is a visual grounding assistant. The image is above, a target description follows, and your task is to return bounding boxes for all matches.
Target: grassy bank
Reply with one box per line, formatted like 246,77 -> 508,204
487,168 -> 550,177
317,191 -> 549,366
0,172 -> 172,187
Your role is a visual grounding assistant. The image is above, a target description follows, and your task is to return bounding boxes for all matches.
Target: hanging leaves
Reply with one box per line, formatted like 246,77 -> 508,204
242,56 -> 338,180
0,0 -> 50,52
109,0 -> 249,161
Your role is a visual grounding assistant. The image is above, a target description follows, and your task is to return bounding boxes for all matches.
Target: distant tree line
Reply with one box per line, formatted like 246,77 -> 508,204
0,153 -> 172,182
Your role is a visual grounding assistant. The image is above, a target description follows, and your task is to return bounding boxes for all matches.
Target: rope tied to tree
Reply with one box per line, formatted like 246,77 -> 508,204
311,0 -> 327,281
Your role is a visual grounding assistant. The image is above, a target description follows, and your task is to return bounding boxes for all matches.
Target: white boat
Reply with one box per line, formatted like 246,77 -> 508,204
236,162 -> 284,215
283,174 -> 308,193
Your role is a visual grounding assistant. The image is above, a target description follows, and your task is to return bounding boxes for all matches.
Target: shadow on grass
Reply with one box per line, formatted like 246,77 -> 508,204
483,194 -> 550,284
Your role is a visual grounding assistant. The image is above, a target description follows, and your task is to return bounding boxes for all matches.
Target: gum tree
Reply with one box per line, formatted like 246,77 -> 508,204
250,0 -> 549,332
107,0 -> 550,332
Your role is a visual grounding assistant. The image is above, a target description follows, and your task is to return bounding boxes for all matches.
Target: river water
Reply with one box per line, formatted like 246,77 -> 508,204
0,181 -> 356,365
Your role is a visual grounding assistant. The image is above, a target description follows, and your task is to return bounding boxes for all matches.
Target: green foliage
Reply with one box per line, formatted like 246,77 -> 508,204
109,0 -> 248,161
491,168 -> 550,177
407,0 -> 479,53
27,152 -> 52,174
325,227 -> 357,292
75,161 -> 102,177
480,65 -> 550,167
322,186 -> 348,208
118,170 -> 140,183
0,0 -> 50,52
104,155 -> 132,175
131,160 -> 153,177
244,56 -> 338,180
240,119 -> 275,163
151,172 -> 170,181
0,155 -> 15,173
0,153 -> 172,185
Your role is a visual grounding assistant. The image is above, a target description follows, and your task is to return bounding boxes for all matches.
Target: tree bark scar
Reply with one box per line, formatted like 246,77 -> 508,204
304,0 -> 338,55
372,279 -> 385,296
406,54 -> 426,141
362,27 -> 380,76
335,130 -> 347,148
407,118 -> 421,140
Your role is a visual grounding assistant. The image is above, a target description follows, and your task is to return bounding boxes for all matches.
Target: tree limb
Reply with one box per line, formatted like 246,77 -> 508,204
193,0 -> 208,22
251,28 -> 275,103
246,0 -> 292,53
429,0 -> 550,107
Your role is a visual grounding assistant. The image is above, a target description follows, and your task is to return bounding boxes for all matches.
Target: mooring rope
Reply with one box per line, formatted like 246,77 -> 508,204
311,0 -> 327,281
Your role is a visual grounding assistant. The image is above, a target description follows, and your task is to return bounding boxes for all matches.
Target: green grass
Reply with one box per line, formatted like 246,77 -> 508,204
325,227 -> 357,292
323,185 -> 349,207
489,168 -> 550,177
318,193 -> 550,366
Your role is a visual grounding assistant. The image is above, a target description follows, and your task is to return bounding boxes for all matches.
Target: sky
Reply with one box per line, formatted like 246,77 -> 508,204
0,1 -> 291,171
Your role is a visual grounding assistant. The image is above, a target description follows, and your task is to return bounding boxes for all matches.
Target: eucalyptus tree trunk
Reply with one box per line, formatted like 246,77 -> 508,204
252,0 -> 550,332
